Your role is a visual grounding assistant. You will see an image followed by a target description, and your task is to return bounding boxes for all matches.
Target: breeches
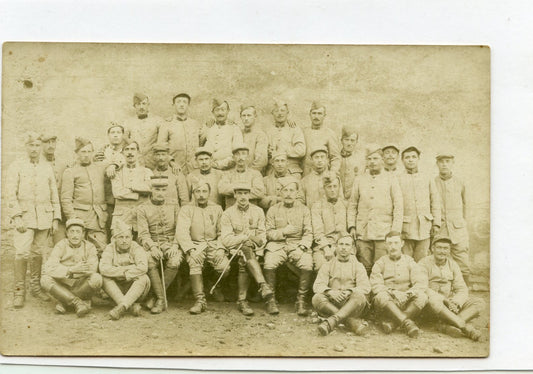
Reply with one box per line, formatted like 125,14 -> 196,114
102,275 -> 150,308
426,294 -> 485,315
186,247 -> 229,275
148,247 -> 184,270
373,290 -> 428,310
263,247 -> 313,271
312,291 -> 368,317
13,229 -> 50,260
41,273 -> 103,296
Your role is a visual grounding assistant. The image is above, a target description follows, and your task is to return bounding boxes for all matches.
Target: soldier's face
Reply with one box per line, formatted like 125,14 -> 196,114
240,108 -> 256,128
272,156 -> 288,174
233,150 -> 249,167
134,98 -> 149,116
272,106 -> 288,123
385,236 -> 403,258
77,143 -> 94,165
66,226 -> 84,247
115,232 -> 133,252
336,236 -> 353,261
280,183 -> 298,204
324,179 -> 340,200
383,148 -> 399,166
174,97 -> 189,115
341,134 -> 358,152
311,152 -> 327,172
402,151 -> 419,170
433,242 -> 451,262
193,185 -> 210,204
108,127 -> 124,146
196,154 -> 212,171
213,103 -> 229,122
26,140 -> 42,159
151,186 -> 167,202
154,151 -> 170,167
235,190 -> 250,209
437,157 -> 454,174
123,143 -> 139,164
309,108 -> 326,126
42,139 -> 57,155
367,153 -> 384,172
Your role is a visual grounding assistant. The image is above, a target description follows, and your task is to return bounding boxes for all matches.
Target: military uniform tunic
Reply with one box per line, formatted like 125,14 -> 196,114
186,169 -> 223,206
220,203 -> 267,256
242,127 -> 268,172
218,168 -> 265,208
152,167 -> 190,207
339,149 -> 366,200
301,170 -> 343,208
302,126 -> 341,175
157,116 -> 200,174
124,114 -> 163,169
267,123 -> 306,175
313,256 -> 371,297
260,173 -> 305,210
204,122 -> 244,170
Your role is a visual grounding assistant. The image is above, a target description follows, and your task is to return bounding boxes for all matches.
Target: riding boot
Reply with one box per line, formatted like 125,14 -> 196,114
438,306 -> 466,330
295,270 -> 312,316
49,284 -> 90,317
381,301 -> 407,333
13,258 -> 27,308
189,274 -> 207,314
318,315 -> 339,336
335,294 -> 366,321
263,268 -> 279,315
314,300 -> 339,317
237,270 -> 254,316
400,302 -> 421,338
403,301 -> 423,320
246,258 -> 273,301
458,304 -> 481,323
73,280 -> 98,300
457,305 -> 482,341
29,255 -> 51,301
148,267 -> 165,314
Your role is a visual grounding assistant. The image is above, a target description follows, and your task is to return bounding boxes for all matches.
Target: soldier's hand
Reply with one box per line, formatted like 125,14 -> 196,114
167,244 -> 180,258
188,248 -> 203,265
349,227 -> 357,241
327,290 -> 345,304
393,290 -> 409,306
93,151 -> 105,162
51,219 -> 59,235
169,160 -> 182,175
448,300 -> 460,314
430,225 -> 440,237
282,224 -> 299,236
160,242 -> 171,251
105,164 -> 117,179
150,246 -> 163,260
14,216 -> 27,233
70,262 -> 90,274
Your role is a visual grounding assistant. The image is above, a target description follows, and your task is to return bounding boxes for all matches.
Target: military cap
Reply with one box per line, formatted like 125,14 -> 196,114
152,142 -> 170,153
277,176 -> 299,190
212,98 -> 229,111
401,146 -> 421,157
271,150 -> 288,160
322,171 -> 340,186
432,235 -> 452,246
341,125 -> 358,139
150,175 -> 169,187
24,131 -> 42,145
172,93 -> 191,104
272,98 -> 288,111
66,218 -> 85,230
232,142 -> 250,154
366,144 -> 383,157
107,121 -> 125,134
133,92 -> 148,105
39,132 -> 57,142
309,145 -> 328,158
190,177 -> 211,192
436,151 -> 454,160
123,138 -> 140,150
240,103 -> 256,114
195,146 -> 213,158
310,100 -> 326,112
75,137 -> 92,152
233,181 -> 251,192
382,143 -> 400,153
112,219 -> 132,238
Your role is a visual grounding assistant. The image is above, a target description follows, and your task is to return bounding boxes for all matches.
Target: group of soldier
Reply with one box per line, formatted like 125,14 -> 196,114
5,92 -> 484,341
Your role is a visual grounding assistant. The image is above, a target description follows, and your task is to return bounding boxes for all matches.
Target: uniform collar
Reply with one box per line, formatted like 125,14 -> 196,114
341,149 -> 352,158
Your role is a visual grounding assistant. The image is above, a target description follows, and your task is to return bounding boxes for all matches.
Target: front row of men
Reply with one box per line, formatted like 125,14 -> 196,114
39,175 -> 484,341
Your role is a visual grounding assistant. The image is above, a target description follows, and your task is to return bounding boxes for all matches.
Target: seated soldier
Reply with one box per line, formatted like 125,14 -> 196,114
220,181 -> 274,316
312,235 -> 371,336
99,219 -> 150,320
311,172 -> 349,271
370,231 -> 428,338
264,176 -> 314,316
419,235 -> 484,341
137,175 -> 182,314
176,179 -> 230,314
260,151 -> 304,210
41,218 -> 102,317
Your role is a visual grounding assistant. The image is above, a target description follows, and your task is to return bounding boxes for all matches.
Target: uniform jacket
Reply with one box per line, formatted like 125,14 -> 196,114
218,168 -> 265,208
313,256 -> 371,296
45,157 -> 69,193
186,169 -> 223,206
137,200 -> 179,250
158,116 -> 200,174
204,123 -> 244,170
176,202 -> 224,253
348,171 -> 403,241
398,171 -> 441,240
265,201 -> 313,251
302,126 -> 341,175
419,255 -> 468,306
124,114 -> 163,169
6,159 -> 61,230
311,198 -> 348,250
339,149 -> 366,200
260,173 -> 305,209
370,254 -> 428,295
242,127 -> 268,172
220,203 -> 266,255
434,175 -> 468,244
99,240 -> 148,281
152,167 -> 190,207
267,123 -> 306,174
301,170 -> 344,208
44,239 -> 99,286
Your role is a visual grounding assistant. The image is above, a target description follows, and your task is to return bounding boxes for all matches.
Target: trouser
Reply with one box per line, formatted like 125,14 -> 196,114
355,240 -> 388,274
312,291 -> 367,321
373,290 -> 428,313
50,221 -> 66,249
426,294 -> 485,323
102,275 -> 151,309
41,273 -> 103,300
13,228 -> 49,260
402,239 -> 430,262
450,242 -> 471,282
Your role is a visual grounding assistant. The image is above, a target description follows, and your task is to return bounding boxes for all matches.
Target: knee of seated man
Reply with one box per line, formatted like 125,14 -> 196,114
167,254 -> 182,269
348,290 -> 368,306
311,293 -> 329,308
40,275 -> 55,292
135,274 -> 150,288
373,291 -> 392,309
88,273 -> 103,289
426,294 -> 445,313
411,291 -> 429,308
297,253 -> 313,271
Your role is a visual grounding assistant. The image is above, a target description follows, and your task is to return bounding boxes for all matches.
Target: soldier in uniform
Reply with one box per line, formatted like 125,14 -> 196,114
434,151 -> 471,285
240,104 -> 268,173
348,145 -> 403,274
266,100 -> 306,178
124,93 -> 163,170
187,147 -> 223,206
6,131 -> 61,308
419,235 -> 484,341
302,101 -> 341,176
137,175 -> 182,314
176,179 -> 230,314
382,144 -> 401,174
111,140 -> 153,234
218,143 -> 266,208
312,235 -> 371,336
41,218 -> 102,316
370,231 -> 428,338
311,172 -> 349,271
151,143 -> 190,207
263,176 -> 314,316
157,93 -> 200,175
301,145 -> 342,208
260,151 -> 304,210
398,146 -> 441,261
339,125 -> 366,200
100,219 -> 150,320
220,182 -> 274,316
204,99 -> 244,171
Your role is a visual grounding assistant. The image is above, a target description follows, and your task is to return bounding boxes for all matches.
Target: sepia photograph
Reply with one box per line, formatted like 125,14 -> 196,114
0,42 -> 489,357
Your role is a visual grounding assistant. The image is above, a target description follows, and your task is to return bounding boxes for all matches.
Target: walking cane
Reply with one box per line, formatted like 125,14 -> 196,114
160,256 -> 168,311
209,241 -> 245,295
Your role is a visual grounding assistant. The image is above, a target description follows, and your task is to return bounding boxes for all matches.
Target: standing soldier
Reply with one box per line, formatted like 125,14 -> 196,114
137,176 -> 182,314
100,219 -> 150,320
176,179 -> 230,314
312,235 -> 371,336
204,99 -> 244,171
218,143 -> 265,208
311,172 -> 349,271
419,235 -> 484,341
266,100 -> 306,178
187,147 -> 223,206
124,93 -> 163,170
434,151 -> 471,284
151,143 -> 190,208
339,125 -> 366,200
398,146 -> 441,261
263,177 -> 314,316
111,140 -> 153,235
260,151 -> 304,210
240,104 -> 268,173
302,101 -> 341,175
301,146 -> 341,208
382,144 -> 401,175
157,93 -> 200,175
348,145 -> 403,274
370,231 -> 428,337
6,132 -> 61,307
220,182 -> 274,316
41,218 -> 102,316
94,122 -> 127,168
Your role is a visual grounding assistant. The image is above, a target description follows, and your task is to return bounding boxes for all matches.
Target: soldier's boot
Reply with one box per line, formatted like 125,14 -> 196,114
189,274 -> 207,314
109,304 -> 127,320
457,304 -> 482,341
130,303 -> 142,317
55,303 -> 67,314
336,296 -> 369,336
382,301 -> 408,334
458,304 -> 481,323
49,284 -> 90,317
148,268 -> 165,314
13,258 -> 27,309
263,269 -> 279,315
246,259 -> 273,301
318,315 -> 339,336
211,269 -> 228,302
345,317 -> 371,336
237,271 -> 254,316
73,281 -> 98,301
29,255 -> 51,302
437,323 -> 464,338
164,267 -> 179,291
295,270 -> 312,316
400,302 -> 422,338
